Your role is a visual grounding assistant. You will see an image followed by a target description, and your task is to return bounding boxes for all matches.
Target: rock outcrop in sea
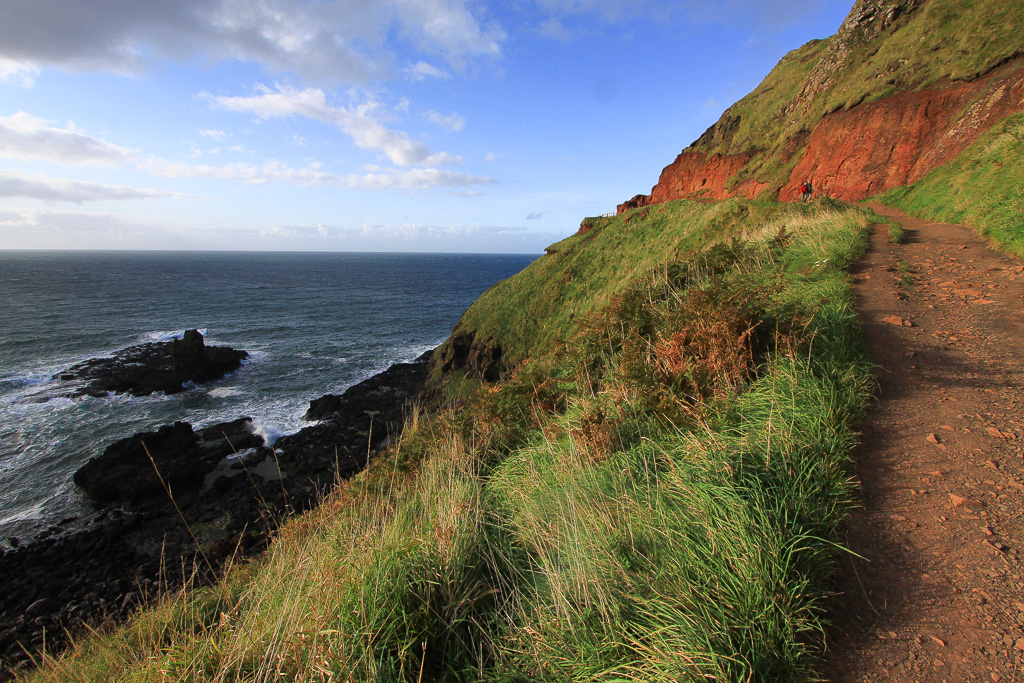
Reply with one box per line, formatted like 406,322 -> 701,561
58,329 -> 248,397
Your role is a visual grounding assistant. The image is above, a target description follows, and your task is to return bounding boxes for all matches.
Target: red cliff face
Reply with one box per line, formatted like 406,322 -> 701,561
617,152 -> 758,213
620,59 -> 1024,212
784,63 -> 1024,201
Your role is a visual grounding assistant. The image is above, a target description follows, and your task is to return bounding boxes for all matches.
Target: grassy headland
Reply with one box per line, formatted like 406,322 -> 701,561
24,200 -> 875,682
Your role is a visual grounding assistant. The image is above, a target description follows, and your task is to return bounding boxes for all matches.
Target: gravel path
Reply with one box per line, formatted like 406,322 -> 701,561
826,204 -> 1024,682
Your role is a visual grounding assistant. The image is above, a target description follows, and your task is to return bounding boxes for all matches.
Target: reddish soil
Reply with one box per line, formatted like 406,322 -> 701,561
826,203 -> 1024,682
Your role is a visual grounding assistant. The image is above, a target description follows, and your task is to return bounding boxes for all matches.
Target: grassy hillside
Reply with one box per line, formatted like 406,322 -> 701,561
434,199 -> 864,388
24,201 -> 874,681
878,113 -> 1024,257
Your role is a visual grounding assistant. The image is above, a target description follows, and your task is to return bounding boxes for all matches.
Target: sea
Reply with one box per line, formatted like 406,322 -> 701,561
0,251 -> 535,544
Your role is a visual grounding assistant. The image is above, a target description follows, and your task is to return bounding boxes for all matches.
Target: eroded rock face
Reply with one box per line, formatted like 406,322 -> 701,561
789,0 -> 922,115
619,59 -> 1024,210
616,151 -> 766,214
783,63 -> 1024,202
439,331 -> 504,382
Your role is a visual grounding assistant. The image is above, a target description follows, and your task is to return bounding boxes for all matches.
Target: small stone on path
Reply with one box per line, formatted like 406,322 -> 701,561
949,493 -> 984,508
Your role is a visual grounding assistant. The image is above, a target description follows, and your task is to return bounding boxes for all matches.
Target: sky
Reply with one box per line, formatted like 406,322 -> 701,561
0,0 -> 855,253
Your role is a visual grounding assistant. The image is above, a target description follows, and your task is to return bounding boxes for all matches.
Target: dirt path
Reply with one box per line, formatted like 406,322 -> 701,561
826,204 -> 1024,682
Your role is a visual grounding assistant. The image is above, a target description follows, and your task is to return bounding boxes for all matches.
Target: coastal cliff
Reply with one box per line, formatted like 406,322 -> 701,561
13,0 -> 1024,680
617,0 -> 1024,213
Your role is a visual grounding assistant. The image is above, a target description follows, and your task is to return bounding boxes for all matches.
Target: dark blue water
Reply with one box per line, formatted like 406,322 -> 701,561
0,251 -> 535,541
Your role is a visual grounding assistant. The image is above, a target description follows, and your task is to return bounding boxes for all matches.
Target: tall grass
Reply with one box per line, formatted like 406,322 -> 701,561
23,201 -> 872,682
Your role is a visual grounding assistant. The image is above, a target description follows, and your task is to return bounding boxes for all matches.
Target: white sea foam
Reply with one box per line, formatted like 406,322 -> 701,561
209,387 -> 242,398
0,370 -> 55,389
249,420 -> 287,446
141,328 -> 209,343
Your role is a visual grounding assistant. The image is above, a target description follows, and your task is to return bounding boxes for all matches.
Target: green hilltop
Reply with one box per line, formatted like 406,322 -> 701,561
21,0 -> 1024,680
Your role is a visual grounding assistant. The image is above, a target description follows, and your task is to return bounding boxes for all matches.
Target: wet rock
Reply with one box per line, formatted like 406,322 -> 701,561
74,422 -> 215,504
279,357 -> 430,507
58,329 -> 247,397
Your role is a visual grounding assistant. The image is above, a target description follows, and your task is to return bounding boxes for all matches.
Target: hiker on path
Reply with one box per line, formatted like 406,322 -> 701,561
800,181 -> 813,202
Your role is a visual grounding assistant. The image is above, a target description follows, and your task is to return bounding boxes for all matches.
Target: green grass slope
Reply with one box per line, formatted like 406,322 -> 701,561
24,1 -> 1024,679
435,199 -> 864,390
24,201 -> 875,682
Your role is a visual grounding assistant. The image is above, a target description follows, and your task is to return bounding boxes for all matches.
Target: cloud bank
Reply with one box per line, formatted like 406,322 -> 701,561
0,170 -> 191,204
139,159 -> 495,191
0,0 -> 504,83
0,112 -> 135,165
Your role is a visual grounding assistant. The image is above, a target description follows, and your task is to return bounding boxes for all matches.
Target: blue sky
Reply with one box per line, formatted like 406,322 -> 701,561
0,0 -> 853,253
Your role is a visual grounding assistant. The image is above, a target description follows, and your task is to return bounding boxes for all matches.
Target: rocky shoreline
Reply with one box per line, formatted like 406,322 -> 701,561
0,336 -> 431,676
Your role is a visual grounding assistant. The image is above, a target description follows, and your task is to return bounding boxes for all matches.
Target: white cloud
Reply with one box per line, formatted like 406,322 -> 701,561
357,221 -> 525,240
423,110 -> 466,132
538,18 -> 572,41
0,112 -> 135,165
228,219 -> 552,253
211,83 -> 462,167
0,170 -> 192,204
393,0 -> 504,68
483,152 -> 501,162
139,157 -> 495,191
199,128 -> 227,141
0,58 -> 38,87
526,211 -> 549,220
406,61 -> 449,81
352,167 -> 492,191
0,0 -> 504,84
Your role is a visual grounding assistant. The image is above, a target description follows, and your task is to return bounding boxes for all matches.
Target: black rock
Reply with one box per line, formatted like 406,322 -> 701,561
74,421 -> 209,504
304,361 -> 429,422
73,417 -> 263,505
58,329 -> 247,397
